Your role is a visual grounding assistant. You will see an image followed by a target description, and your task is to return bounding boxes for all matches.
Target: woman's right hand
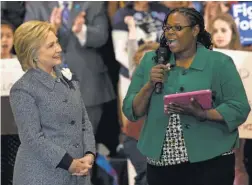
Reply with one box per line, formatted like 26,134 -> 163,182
131,63 -> 171,117
149,63 -> 171,88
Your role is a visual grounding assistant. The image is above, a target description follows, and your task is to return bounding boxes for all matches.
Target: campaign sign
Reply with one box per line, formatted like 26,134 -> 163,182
231,2 -> 252,46
1,58 -> 24,96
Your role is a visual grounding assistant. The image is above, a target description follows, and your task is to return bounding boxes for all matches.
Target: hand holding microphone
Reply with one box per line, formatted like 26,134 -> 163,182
149,63 -> 171,89
153,47 -> 170,94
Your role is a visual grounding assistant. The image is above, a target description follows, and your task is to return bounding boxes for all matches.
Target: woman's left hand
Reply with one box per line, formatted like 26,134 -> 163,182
164,98 -> 207,121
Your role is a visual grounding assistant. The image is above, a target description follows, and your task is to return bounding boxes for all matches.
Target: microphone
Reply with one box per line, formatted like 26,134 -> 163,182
155,47 -> 168,94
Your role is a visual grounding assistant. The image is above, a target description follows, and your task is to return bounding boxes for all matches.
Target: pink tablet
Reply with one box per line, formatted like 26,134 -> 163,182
164,89 -> 212,110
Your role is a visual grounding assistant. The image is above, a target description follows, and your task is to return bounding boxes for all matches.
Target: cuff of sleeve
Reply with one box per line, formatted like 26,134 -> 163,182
215,103 -> 240,132
75,24 -> 87,46
122,94 -> 139,122
56,153 -> 73,170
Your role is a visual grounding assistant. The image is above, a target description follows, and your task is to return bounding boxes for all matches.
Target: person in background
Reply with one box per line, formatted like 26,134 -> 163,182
123,7 -> 250,185
121,16 -> 159,185
92,1 -> 121,159
210,13 -> 241,50
25,1 -> 115,135
107,1 -> 126,24
160,1 -> 193,10
123,39 -> 159,185
10,20 -> 96,185
124,15 -> 138,77
113,2 -> 169,163
204,2 -> 230,32
160,1 -> 205,14
1,1 -> 25,29
113,1 -> 169,48
117,15 -> 159,185
1,20 -> 24,185
1,20 -> 15,59
113,3 -> 169,149
112,1 -> 169,102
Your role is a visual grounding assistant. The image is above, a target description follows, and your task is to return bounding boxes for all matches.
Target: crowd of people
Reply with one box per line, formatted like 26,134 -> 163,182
1,1 -> 252,185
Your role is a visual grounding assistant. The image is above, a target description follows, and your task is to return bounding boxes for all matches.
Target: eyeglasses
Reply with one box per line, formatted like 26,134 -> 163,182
162,25 -> 194,32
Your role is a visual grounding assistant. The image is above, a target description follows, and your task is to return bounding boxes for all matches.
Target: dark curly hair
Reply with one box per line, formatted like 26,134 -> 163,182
154,8 -> 213,63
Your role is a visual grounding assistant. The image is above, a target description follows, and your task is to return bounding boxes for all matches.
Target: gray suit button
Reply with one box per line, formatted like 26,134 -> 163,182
73,143 -> 79,148
63,99 -> 68,103
82,128 -> 85,131
70,120 -> 75,125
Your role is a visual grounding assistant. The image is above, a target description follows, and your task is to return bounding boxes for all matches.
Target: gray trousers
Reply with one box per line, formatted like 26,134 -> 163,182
86,104 -> 103,135
123,136 -> 148,185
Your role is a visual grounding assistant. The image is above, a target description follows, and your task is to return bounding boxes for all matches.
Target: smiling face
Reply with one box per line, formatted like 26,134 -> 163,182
36,31 -> 62,70
1,24 -> 14,57
164,12 -> 199,54
212,19 -> 232,49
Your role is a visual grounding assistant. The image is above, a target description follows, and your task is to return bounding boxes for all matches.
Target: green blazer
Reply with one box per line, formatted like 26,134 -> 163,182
123,44 -> 251,163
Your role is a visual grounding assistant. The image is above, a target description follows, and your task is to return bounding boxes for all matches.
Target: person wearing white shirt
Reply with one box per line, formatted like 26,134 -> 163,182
1,20 -> 24,185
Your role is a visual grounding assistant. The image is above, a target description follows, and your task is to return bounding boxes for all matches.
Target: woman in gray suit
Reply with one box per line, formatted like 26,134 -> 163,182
9,20 -> 96,185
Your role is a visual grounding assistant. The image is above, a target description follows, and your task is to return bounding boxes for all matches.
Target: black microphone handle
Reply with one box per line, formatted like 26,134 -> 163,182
155,58 -> 166,94
155,47 -> 169,94
155,82 -> 163,94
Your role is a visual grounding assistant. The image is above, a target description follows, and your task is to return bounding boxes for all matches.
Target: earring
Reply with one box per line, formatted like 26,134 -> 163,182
33,58 -> 38,63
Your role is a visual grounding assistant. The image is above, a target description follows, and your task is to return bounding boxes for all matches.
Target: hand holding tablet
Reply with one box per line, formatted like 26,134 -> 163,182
164,90 -> 212,119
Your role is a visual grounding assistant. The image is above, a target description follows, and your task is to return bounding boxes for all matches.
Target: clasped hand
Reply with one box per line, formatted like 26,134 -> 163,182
69,154 -> 94,176
164,98 -> 207,121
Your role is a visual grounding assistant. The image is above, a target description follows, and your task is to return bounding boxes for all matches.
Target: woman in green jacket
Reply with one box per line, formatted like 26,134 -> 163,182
123,7 -> 251,185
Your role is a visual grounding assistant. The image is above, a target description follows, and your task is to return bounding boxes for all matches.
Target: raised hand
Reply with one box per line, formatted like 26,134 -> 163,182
72,11 -> 86,33
124,16 -> 136,29
50,7 -> 63,32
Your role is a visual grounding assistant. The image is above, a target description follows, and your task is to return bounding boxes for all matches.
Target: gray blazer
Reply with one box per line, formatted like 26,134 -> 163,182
25,1 -> 115,107
10,67 -> 95,185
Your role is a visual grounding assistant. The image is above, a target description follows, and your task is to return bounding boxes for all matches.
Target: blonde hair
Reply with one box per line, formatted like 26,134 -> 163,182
14,21 -> 56,71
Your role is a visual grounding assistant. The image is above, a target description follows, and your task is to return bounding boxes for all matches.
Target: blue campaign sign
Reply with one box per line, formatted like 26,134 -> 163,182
231,2 -> 252,46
